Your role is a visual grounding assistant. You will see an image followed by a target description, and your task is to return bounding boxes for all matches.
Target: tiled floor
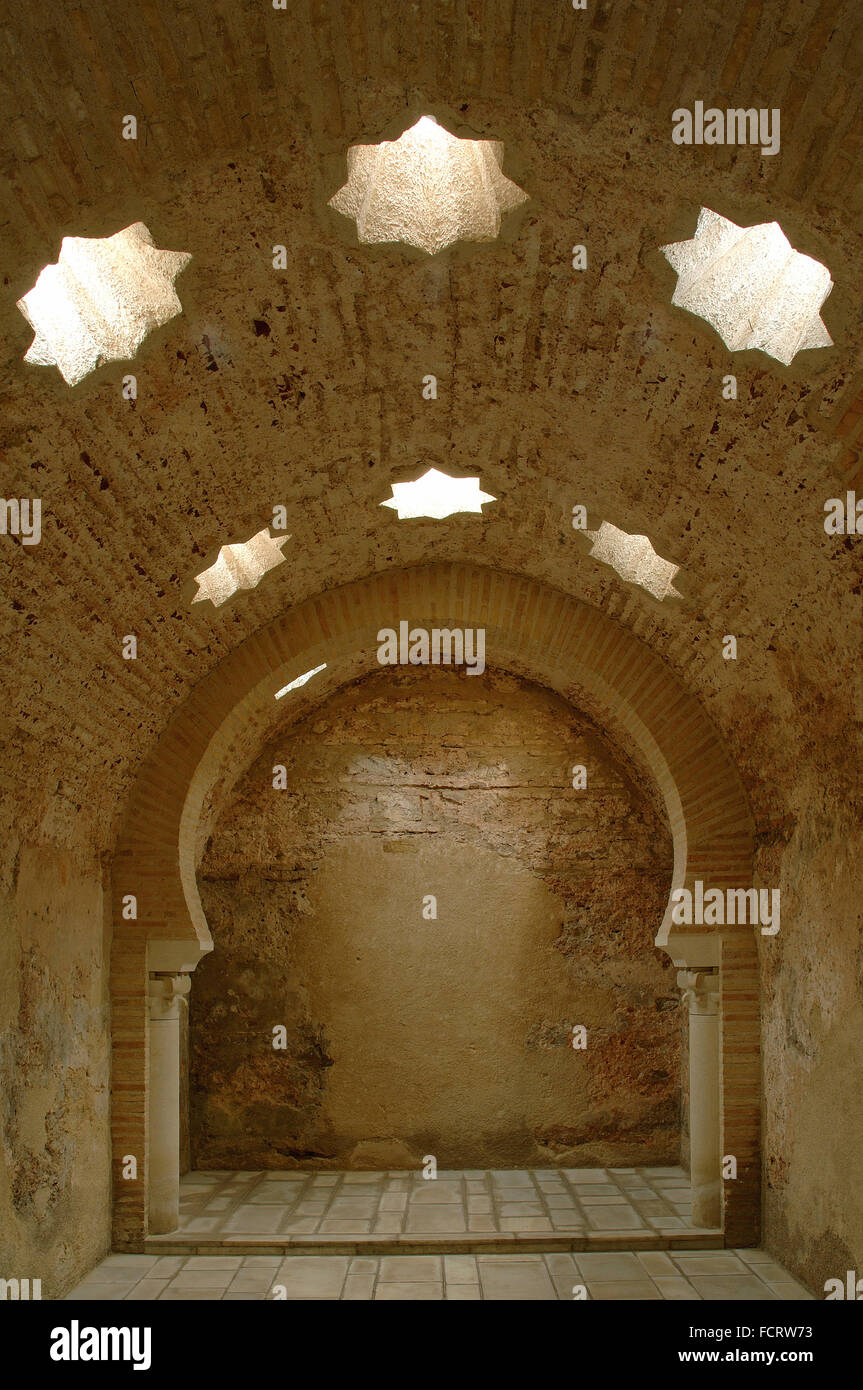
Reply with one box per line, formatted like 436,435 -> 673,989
65,1249 -> 814,1301
168,1165 -> 701,1238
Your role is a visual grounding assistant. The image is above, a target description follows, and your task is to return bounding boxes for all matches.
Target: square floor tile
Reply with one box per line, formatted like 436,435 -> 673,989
583,1206 -> 644,1230
479,1261 -> 556,1301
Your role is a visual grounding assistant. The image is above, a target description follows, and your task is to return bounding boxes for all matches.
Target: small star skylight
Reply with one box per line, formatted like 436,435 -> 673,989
381,468 -> 496,520
329,114 -> 528,255
661,208 -> 833,365
192,527 -> 290,608
586,522 -> 682,601
17,222 -> 191,385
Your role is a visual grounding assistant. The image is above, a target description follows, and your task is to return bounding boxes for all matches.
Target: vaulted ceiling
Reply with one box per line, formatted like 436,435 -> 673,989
0,0 -> 861,868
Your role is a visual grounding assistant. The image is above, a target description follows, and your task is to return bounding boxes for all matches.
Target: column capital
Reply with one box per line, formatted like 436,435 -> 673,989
148,971 -> 191,1021
677,968 -> 720,1014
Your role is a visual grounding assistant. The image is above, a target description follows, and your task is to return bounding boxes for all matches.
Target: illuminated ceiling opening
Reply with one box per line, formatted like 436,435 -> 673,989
586,522 -> 682,601
381,467 -> 496,519
275,663 -> 327,700
17,222 -> 191,386
328,114 -> 528,255
661,208 -> 833,365
191,527 -> 290,608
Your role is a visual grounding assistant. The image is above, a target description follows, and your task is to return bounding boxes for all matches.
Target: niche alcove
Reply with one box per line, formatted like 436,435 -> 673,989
110,562 -> 759,1252
186,666 -> 678,1173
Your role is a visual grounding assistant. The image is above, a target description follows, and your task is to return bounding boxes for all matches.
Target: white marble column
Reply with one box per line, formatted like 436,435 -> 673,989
148,972 -> 191,1234
678,968 -> 721,1230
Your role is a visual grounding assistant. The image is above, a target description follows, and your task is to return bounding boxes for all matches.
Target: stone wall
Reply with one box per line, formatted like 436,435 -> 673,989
190,666 -> 678,1170
0,847 -> 111,1298
759,809 -> 863,1290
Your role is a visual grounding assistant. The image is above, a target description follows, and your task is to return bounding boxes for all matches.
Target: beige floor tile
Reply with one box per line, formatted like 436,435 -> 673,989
224,1207 -> 285,1232
494,1188 -> 538,1203
227,1271 -> 279,1293
544,1254 -> 580,1298
149,1257 -> 187,1276
248,1189 -> 302,1204
446,1285 -> 481,1299
379,1256 -> 442,1281
674,1254 -> 749,1275
342,1274 -> 376,1300
171,1269 -> 237,1289
408,1183 -> 463,1205
757,1279 -> 813,1300
583,1206 -> 644,1229
379,1192 -> 407,1212
65,1286 -> 131,1301
373,1216 -> 404,1233
70,1267 -> 143,1286
654,1277 -> 702,1300
124,1280 -> 172,1300
375,1283 -> 444,1300
103,1255 -> 159,1268
404,1207 -> 467,1233
327,1201 -> 379,1218
479,1261 -> 557,1300
587,1281 -> 663,1300
159,1285 -> 226,1300
637,1251 -> 678,1277
272,1256 -> 349,1298
573,1252 -> 645,1280
444,1255 -> 479,1283
690,1274 -> 778,1300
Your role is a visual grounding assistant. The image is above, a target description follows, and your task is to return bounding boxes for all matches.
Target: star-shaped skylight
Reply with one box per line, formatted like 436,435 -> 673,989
275,664 -> 327,700
192,527 -> 290,608
586,522 -> 682,601
329,114 -> 528,255
17,222 -> 191,385
660,208 -> 833,365
380,468 -> 496,520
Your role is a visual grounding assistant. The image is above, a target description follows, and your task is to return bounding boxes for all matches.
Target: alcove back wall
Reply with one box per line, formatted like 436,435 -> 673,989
189,666 -> 677,1170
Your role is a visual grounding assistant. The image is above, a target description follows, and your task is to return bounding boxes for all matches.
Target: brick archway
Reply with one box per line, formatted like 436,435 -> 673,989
111,563 -> 758,1247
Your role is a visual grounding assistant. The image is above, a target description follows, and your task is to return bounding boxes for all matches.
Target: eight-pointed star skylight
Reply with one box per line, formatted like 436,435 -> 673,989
381,468 -> 496,520
661,208 -> 833,365
17,222 -> 191,385
586,522 -> 682,601
329,115 -> 528,255
192,527 -> 290,608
